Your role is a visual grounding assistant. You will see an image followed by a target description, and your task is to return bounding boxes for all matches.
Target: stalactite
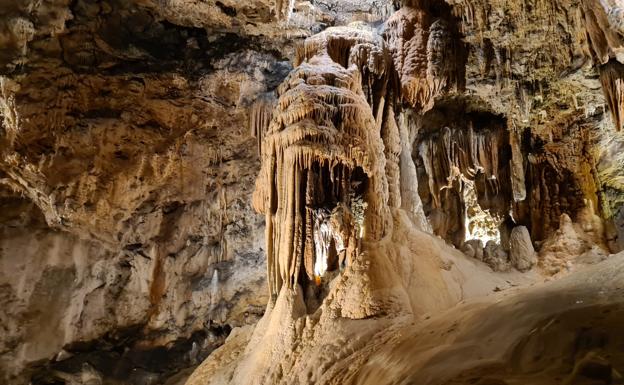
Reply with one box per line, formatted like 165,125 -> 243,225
418,124 -> 505,208
384,4 -> 466,111
381,105 -> 402,208
581,0 -> 624,64
605,2 -> 624,34
600,60 -> 624,131
253,25 -> 392,299
509,125 -> 526,201
249,96 -> 276,155
252,1 -> 477,301
274,0 -> 293,22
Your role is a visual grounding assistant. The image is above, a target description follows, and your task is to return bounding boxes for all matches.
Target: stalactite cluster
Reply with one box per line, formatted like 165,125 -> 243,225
581,0 -> 624,131
518,116 -> 602,242
245,0 -> 622,327
384,2 -> 466,111
252,26 -> 391,300
412,104 -> 512,247
250,95 -> 276,156
600,60 -> 624,131
418,123 -> 505,208
581,0 -> 624,64
252,0 -> 467,302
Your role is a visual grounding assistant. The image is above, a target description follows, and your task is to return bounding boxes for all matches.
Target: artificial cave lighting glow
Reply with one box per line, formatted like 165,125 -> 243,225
463,178 -> 502,244
313,209 -> 346,279
350,193 -> 368,240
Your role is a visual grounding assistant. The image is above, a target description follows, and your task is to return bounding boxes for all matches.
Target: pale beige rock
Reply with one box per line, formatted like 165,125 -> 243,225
186,211 -> 539,385
509,225 -> 536,272
483,240 -> 510,272
462,239 -> 484,261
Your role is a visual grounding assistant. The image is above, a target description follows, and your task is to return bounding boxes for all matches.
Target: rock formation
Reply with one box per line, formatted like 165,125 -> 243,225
186,1 -> 624,384
509,225 -> 536,271
1,0 -> 624,384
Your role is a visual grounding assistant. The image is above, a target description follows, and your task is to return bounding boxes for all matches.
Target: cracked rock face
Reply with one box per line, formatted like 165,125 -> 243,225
2,0 -> 624,384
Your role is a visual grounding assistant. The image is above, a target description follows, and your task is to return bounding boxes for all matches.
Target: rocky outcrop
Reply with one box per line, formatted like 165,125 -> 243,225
446,0 -> 624,249
0,192 -> 265,385
539,202 -> 610,275
252,25 -> 391,301
1,1 -> 409,383
509,225 -> 536,272
0,1 -> 281,384
2,0 -> 624,384
483,240 -> 510,272
385,3 -> 466,111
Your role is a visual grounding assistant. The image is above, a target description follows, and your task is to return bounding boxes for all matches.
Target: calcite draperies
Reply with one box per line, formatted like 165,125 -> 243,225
418,123 -> 505,208
252,27 -> 390,297
252,1 -> 468,298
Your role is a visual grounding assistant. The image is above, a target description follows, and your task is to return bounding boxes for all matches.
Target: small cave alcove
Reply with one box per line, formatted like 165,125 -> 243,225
412,100 -> 514,249
298,161 -> 369,313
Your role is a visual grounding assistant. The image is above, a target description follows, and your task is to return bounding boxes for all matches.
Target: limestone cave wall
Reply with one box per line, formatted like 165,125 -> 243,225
1,0 -> 624,384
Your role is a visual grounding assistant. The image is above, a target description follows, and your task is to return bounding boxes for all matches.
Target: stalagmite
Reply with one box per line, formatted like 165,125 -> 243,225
174,2 -> 624,385
6,0 -> 624,383
381,105 -> 402,208
397,111 -> 431,231
252,25 -> 392,298
509,225 -> 537,271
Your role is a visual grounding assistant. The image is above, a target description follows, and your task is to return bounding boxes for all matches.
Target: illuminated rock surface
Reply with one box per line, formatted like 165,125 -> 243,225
1,0 -> 623,384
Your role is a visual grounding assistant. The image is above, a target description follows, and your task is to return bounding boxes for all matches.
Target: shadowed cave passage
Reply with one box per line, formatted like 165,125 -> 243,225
298,161 -> 369,312
413,103 -> 513,248
518,123 -> 603,243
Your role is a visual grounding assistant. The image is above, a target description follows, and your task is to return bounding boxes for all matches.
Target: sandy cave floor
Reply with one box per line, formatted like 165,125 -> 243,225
352,254 -> 624,385
186,218 -> 624,385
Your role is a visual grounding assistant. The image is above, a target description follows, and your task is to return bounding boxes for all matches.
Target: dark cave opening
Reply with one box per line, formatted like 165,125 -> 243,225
298,161 -> 368,313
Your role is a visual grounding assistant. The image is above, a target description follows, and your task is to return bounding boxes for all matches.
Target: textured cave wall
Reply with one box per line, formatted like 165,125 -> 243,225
580,0 -> 624,251
0,1 -> 400,384
186,0 -> 622,383
2,0 -> 624,383
429,0 -> 624,253
412,98 -> 512,247
1,1 -> 275,385
250,0 -> 472,310
342,0 -> 624,268
183,1 -> 623,383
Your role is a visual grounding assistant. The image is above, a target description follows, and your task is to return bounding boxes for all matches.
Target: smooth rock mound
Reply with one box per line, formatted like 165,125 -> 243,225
510,225 -> 536,271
